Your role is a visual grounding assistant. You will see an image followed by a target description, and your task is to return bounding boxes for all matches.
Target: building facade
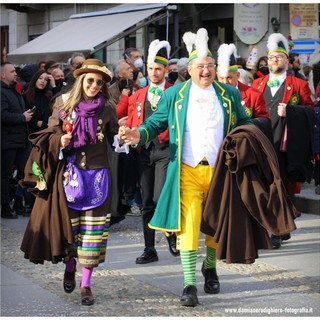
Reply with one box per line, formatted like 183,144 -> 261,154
1,3 -> 319,68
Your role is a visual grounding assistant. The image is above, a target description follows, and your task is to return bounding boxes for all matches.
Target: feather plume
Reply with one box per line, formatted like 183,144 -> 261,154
147,40 -> 171,65
182,31 -> 197,54
267,33 -> 289,53
182,28 -> 209,58
217,43 -> 237,77
194,28 -> 209,58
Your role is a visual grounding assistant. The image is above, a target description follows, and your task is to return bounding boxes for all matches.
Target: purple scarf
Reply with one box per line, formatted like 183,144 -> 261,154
70,93 -> 105,148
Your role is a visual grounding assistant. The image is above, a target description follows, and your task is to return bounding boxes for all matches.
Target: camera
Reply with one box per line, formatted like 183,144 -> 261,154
119,79 -> 134,92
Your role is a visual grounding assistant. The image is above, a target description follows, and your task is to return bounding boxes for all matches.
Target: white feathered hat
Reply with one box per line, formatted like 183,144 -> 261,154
267,33 -> 289,56
147,39 -> 171,66
217,43 -> 238,77
182,28 -> 213,61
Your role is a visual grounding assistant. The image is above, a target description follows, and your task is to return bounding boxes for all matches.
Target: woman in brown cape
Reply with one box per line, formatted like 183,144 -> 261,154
20,59 -> 124,306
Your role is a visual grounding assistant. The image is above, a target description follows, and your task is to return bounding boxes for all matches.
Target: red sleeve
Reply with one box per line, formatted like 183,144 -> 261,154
251,89 -> 270,119
125,94 -> 135,127
299,80 -> 313,108
116,95 -> 129,119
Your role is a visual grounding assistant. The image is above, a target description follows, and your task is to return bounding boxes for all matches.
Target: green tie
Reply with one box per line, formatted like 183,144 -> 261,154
149,86 -> 162,111
149,86 -> 162,96
267,79 -> 280,88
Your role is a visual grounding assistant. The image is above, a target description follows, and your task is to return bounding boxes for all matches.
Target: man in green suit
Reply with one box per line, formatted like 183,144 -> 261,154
120,28 -> 251,307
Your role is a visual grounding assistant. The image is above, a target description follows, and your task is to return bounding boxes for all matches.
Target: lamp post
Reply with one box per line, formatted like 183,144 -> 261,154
271,17 -> 280,32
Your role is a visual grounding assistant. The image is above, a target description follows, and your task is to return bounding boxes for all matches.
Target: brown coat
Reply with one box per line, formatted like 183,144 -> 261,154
20,126 -> 74,264
20,101 -> 119,264
201,124 -> 297,264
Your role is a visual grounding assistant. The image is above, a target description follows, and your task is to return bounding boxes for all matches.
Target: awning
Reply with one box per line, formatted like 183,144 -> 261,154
8,3 -> 168,64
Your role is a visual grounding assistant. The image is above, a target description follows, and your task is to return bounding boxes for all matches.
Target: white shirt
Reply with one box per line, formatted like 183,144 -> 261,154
182,82 -> 224,167
147,80 -> 166,103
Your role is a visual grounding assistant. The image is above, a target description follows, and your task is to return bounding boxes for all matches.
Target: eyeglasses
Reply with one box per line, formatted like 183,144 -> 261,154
267,55 -> 286,61
86,78 -> 105,87
192,63 -> 215,70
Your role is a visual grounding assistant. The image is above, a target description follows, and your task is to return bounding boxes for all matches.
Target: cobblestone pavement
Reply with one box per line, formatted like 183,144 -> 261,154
1,211 -> 319,317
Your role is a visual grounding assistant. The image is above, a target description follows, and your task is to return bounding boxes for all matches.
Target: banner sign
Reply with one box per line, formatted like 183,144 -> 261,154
234,3 -> 268,45
289,3 -> 319,39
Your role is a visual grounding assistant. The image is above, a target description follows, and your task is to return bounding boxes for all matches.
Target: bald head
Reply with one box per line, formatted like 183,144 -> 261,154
51,68 -> 64,80
114,59 -> 133,80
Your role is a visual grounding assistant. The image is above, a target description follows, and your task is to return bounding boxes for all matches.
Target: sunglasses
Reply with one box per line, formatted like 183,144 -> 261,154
86,78 -> 105,87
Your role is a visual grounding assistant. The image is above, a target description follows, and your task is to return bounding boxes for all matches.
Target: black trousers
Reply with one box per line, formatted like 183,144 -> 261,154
1,147 -> 30,207
138,143 -> 170,248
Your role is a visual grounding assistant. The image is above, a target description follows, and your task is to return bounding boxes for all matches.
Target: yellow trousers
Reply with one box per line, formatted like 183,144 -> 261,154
177,162 -> 218,251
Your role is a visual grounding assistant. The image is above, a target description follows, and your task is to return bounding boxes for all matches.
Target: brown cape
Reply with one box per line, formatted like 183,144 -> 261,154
201,124 -> 297,264
20,126 -> 74,264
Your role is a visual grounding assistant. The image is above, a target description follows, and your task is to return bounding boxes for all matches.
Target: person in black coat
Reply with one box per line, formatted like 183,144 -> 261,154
1,61 -> 33,218
23,69 -> 53,133
14,69 -> 54,215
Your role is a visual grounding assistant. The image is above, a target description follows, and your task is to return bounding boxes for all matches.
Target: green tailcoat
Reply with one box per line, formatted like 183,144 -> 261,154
136,79 -> 251,232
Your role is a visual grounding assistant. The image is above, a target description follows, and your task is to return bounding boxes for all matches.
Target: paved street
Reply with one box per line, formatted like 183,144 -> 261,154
1,182 -> 319,318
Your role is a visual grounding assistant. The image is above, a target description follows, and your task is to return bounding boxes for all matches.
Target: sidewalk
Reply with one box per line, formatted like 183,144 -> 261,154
295,182 -> 320,215
1,183 -> 319,317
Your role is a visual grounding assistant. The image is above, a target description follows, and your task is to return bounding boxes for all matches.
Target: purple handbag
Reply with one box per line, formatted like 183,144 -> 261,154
63,155 -> 108,210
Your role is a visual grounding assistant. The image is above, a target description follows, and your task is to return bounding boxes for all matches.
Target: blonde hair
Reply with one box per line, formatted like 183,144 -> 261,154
57,73 -> 116,115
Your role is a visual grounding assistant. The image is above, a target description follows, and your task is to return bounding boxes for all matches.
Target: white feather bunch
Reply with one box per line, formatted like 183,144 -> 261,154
217,43 -> 237,77
182,28 -> 209,58
182,31 -> 197,54
194,28 -> 209,58
147,40 -> 171,65
267,33 -> 289,53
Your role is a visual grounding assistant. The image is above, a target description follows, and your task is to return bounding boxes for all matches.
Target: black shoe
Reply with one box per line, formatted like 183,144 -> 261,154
166,233 -> 180,257
136,248 -> 159,264
201,262 -> 220,294
281,233 -> 291,241
180,285 -> 199,307
271,235 -> 282,249
63,270 -> 76,294
1,205 -> 18,219
63,258 -> 77,294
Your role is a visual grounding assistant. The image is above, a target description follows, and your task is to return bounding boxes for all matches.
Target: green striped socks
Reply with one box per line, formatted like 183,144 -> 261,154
180,250 -> 197,287
204,246 -> 216,269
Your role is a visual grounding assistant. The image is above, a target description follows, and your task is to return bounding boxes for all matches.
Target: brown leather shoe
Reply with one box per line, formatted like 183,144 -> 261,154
80,286 -> 94,306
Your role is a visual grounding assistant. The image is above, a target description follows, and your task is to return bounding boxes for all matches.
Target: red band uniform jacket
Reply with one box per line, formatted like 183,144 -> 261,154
124,81 -> 172,146
237,81 -> 269,119
252,73 -> 314,189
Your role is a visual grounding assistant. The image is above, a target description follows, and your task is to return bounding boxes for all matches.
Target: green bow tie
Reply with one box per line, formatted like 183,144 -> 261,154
149,86 -> 162,96
267,79 -> 280,88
